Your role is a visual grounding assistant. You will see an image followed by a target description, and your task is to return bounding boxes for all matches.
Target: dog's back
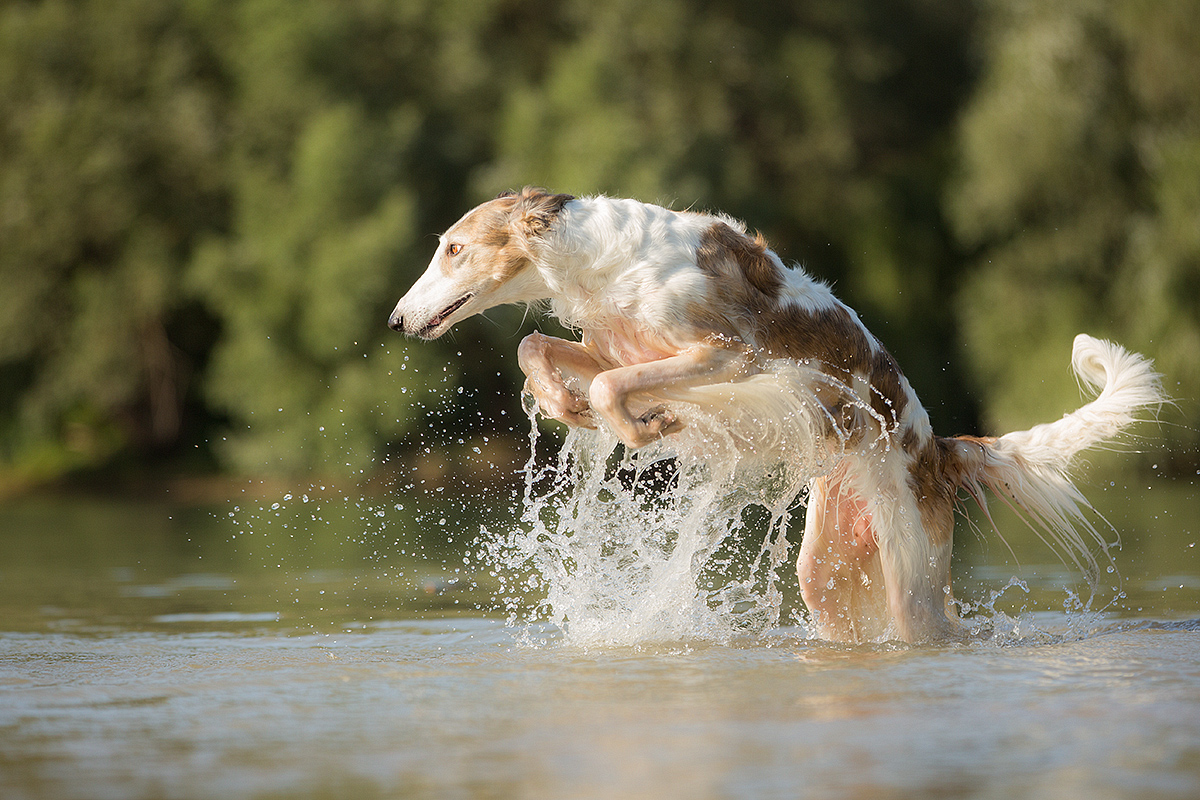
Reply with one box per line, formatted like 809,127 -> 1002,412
544,196 -> 928,433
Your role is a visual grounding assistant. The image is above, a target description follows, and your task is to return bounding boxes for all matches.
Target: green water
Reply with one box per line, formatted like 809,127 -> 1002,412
0,475 -> 1198,799
2,476 -> 1195,635
0,486 -> 513,635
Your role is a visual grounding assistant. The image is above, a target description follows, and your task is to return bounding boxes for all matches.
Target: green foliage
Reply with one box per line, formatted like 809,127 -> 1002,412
949,0 -> 1200,461
0,0 -> 228,482
0,0 -> 1194,487
189,99 -> 433,474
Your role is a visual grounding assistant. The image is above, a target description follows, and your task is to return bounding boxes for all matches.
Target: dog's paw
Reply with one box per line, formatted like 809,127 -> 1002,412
522,376 -> 596,429
638,406 -> 685,440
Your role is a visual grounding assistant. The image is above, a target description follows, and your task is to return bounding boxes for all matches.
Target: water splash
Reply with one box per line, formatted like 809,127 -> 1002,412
946,574 -> 1125,647
478,358 -> 1134,649
483,365 -> 859,647
484,434 -> 772,646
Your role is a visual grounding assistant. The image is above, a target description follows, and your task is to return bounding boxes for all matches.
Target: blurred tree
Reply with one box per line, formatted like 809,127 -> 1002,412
948,0 -> 1200,468
0,0 -> 565,482
186,0 -> 429,475
0,0 -> 228,485
3,0 -> 1190,488
186,0 -> 565,476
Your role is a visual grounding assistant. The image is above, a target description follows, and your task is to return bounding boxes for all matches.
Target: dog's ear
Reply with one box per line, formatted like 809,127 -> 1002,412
511,187 -> 574,236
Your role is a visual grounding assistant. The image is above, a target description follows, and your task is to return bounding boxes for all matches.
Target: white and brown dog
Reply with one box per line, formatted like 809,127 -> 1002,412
388,187 -> 1163,643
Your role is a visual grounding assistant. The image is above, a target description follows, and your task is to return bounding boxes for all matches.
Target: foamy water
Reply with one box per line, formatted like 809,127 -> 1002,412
484,380 -> 830,646
481,366 -> 1156,647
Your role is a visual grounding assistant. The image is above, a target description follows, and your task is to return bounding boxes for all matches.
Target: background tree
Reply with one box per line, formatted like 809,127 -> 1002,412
0,0 -> 228,486
0,0 -> 1193,490
948,0 -> 1200,468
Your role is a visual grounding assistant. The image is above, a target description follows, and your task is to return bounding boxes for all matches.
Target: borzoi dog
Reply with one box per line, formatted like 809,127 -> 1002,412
388,187 -> 1163,643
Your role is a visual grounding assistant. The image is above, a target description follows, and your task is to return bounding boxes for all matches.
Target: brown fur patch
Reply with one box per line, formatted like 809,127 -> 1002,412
696,222 -> 783,299
440,197 -> 525,279
907,434 -> 997,546
759,304 -> 908,428
692,221 -> 908,432
431,198 -> 514,288
441,188 -> 574,284
512,187 -> 575,235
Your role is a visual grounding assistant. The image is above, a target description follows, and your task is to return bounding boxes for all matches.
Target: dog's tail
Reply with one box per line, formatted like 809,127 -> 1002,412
945,334 -> 1164,575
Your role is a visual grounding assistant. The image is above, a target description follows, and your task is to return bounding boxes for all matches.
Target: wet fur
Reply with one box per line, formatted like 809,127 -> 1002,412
389,188 -> 1164,643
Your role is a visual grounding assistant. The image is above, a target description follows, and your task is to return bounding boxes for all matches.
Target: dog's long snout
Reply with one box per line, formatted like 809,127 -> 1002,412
387,313 -> 404,333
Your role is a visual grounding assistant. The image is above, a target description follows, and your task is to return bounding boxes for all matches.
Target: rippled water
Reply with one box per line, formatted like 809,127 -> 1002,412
3,618 -> 1199,799
1,457 -> 1198,798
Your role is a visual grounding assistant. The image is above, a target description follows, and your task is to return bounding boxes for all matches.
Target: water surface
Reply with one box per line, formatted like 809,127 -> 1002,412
1,476 -> 1198,799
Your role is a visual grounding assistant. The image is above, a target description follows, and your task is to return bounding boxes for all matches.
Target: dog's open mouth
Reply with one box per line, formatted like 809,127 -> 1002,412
418,294 -> 473,338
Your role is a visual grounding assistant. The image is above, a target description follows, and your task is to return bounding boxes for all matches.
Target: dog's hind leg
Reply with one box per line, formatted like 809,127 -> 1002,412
876,535 -> 956,643
869,459 -> 958,643
800,455 -> 960,643
797,468 -> 890,643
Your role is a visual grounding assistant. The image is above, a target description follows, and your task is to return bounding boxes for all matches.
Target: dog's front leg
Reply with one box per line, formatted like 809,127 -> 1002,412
518,332 -> 608,428
588,339 -> 754,448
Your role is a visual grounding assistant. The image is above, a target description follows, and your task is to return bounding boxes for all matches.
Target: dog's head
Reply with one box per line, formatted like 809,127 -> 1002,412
388,188 -> 575,339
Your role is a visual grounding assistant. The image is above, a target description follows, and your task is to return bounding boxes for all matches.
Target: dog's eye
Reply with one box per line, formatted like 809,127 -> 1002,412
447,243 -> 463,257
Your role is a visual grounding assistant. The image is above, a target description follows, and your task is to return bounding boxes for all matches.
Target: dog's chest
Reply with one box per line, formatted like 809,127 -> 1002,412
582,316 -> 683,367
555,272 -> 712,367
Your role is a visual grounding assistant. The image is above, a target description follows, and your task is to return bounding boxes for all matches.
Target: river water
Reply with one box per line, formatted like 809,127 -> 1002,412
1,450 -> 1198,798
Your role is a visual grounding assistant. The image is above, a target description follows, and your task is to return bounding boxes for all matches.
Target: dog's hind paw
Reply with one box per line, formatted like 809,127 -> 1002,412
639,406 -> 685,440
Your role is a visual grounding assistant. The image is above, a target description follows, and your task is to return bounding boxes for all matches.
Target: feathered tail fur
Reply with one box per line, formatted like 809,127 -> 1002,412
947,334 -> 1165,576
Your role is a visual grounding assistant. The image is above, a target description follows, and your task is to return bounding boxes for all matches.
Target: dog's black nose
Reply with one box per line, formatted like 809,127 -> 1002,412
387,315 -> 404,333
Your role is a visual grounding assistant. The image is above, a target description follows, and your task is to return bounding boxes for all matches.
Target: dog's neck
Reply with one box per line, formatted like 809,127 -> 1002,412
533,196 -> 711,332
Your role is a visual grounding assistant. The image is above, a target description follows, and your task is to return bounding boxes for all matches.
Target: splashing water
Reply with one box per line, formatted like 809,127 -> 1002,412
478,357 -> 1129,648
484,432 -> 785,646
482,363 -> 870,647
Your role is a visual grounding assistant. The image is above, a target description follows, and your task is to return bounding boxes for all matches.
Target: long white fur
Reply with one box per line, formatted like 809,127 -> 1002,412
389,191 -> 1165,643
961,335 -> 1164,576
